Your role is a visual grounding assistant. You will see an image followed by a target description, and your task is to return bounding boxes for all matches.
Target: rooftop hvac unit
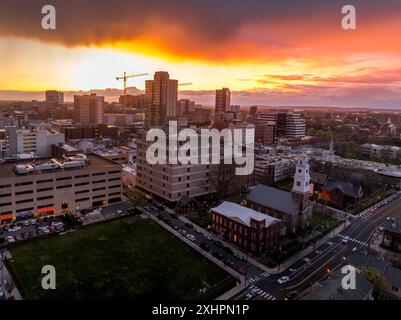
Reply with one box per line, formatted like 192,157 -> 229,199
62,161 -> 84,169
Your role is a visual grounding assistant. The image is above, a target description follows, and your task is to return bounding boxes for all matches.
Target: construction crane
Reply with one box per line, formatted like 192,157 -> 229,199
116,72 -> 149,95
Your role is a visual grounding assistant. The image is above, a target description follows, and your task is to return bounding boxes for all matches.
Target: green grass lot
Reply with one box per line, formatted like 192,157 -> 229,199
8,219 -> 236,300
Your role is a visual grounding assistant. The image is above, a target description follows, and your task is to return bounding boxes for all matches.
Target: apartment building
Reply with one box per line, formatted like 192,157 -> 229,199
74,93 -> 104,125
2,126 -> 64,158
0,154 -> 122,224
254,155 -> 296,185
136,130 -> 215,203
145,71 -> 178,127
360,143 -> 401,160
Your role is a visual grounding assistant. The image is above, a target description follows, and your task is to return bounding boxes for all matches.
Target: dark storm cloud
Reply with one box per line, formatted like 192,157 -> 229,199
0,0 -> 400,48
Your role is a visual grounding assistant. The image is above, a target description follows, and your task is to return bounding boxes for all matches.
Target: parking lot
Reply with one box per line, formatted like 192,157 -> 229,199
0,217 -> 66,245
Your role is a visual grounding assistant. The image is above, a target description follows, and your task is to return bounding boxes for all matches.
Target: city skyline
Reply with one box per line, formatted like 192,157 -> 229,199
1,0 -> 401,108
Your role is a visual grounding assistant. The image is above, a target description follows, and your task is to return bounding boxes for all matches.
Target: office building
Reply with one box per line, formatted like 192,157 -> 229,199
74,93 -> 104,125
145,71 -> 178,127
2,126 -> 64,158
258,109 -> 306,140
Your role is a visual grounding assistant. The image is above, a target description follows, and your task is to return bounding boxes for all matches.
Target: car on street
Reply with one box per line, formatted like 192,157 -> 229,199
194,227 -> 202,234
172,225 -> 179,230
233,265 -> 246,275
223,246 -> 234,254
30,219 -> 37,225
186,234 -> 196,241
203,233 -> 213,241
116,210 -> 123,215
213,240 -> 223,248
245,287 -> 259,300
212,251 -> 225,260
179,229 -> 187,236
6,236 -> 15,243
200,242 -> 210,251
342,236 -> 350,244
277,276 -> 290,285
284,291 -> 298,300
223,259 -> 235,268
23,220 -> 30,227
234,252 -> 246,261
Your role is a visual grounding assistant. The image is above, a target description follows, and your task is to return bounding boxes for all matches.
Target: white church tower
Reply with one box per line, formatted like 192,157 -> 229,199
292,153 -> 311,209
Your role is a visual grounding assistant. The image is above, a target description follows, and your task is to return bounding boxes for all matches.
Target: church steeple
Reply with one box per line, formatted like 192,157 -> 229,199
327,136 -> 335,163
292,153 -> 311,209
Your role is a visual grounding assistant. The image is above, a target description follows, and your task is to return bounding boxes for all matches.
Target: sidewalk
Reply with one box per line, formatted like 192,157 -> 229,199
1,251 -> 22,300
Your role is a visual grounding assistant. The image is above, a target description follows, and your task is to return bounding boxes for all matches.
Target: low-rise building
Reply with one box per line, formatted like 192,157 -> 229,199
211,201 -> 280,255
382,218 -> 401,253
0,154 -> 122,224
320,181 -> 363,210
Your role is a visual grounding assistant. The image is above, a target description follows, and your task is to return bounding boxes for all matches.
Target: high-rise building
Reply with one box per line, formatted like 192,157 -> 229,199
215,88 -> 230,113
145,71 -> 178,127
74,94 -> 104,125
258,109 -> 305,140
45,90 -> 64,106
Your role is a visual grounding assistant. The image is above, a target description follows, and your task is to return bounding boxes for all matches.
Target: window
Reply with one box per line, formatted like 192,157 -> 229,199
92,172 -> 106,176
37,196 -> 53,201
37,179 -> 53,184
76,197 -> 89,202
16,190 -> 33,196
56,177 -> 72,181
297,181 -> 301,187
75,190 -> 89,195
93,187 -> 106,191
15,181 -> 32,187
16,199 -> 34,204
0,184 -> 11,189
38,187 -> 53,192
75,182 -> 89,187
93,180 -> 106,184
0,193 -> 11,198
56,185 -> 72,189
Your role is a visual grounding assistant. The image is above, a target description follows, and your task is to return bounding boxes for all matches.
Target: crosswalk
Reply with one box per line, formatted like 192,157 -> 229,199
248,285 -> 277,300
247,272 -> 270,283
361,211 -> 375,220
337,234 -> 368,246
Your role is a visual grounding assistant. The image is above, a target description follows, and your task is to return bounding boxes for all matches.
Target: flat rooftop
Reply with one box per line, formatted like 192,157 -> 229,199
0,153 -> 120,179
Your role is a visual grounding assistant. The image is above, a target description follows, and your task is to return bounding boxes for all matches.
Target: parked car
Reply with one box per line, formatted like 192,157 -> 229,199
172,225 -> 179,230
6,236 -> 15,243
200,242 -> 210,251
213,240 -> 223,248
277,276 -> 290,285
8,226 -> 21,232
223,259 -> 235,268
179,229 -> 187,236
234,252 -> 246,261
223,246 -> 234,254
186,234 -> 196,242
233,265 -> 246,275
245,287 -> 259,299
342,236 -> 350,244
212,251 -> 225,260
203,233 -> 213,241
23,220 -> 30,227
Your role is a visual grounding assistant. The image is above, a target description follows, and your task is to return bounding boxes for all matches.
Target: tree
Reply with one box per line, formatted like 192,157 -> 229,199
361,267 -> 390,300
127,189 -> 148,214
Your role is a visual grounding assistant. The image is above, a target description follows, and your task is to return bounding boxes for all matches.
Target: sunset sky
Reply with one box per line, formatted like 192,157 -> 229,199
1,0 -> 401,107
